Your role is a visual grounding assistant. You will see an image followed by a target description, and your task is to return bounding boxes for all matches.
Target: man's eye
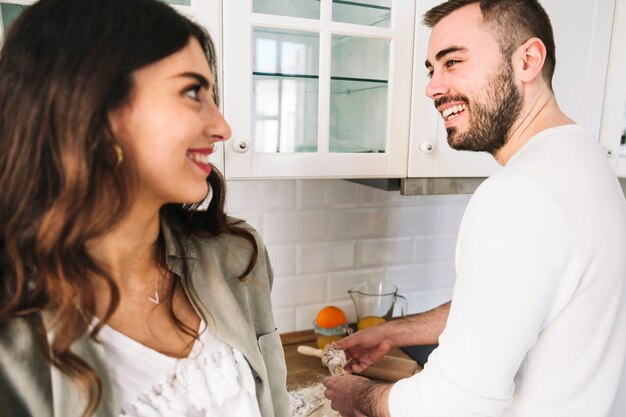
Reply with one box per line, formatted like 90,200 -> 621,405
184,85 -> 202,101
426,69 -> 434,79
445,59 -> 459,68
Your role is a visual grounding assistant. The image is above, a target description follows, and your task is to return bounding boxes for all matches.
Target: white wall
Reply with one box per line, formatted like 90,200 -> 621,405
226,179 -> 470,333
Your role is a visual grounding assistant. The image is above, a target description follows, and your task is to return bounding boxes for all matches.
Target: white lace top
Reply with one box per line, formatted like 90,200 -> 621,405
97,321 -> 262,417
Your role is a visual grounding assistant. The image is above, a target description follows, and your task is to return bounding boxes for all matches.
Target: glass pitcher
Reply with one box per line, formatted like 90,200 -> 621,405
348,281 -> 408,330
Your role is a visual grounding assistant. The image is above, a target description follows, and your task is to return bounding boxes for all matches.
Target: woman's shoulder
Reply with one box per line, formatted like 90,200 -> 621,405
189,216 -> 264,254
182,217 -> 270,279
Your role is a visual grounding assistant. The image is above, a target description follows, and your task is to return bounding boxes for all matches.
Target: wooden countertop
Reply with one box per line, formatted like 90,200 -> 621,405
281,330 -> 419,390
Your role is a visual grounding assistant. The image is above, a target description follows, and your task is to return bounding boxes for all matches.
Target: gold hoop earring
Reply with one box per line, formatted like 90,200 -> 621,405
114,144 -> 123,168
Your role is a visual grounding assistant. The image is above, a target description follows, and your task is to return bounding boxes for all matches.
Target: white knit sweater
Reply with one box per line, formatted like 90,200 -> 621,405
390,126 -> 626,417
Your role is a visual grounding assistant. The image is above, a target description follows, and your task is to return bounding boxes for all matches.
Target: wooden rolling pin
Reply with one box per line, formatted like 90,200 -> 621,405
297,345 -> 421,382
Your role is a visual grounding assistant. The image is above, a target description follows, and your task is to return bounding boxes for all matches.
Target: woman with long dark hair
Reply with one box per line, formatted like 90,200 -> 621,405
0,0 -> 289,416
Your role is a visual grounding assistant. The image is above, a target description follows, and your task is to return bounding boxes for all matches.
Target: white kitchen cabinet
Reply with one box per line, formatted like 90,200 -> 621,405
222,0 -> 416,179
600,0 -> 626,177
408,0 -> 617,178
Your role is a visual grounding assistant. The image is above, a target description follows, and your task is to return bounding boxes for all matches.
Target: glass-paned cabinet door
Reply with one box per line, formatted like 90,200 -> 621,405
330,35 -> 389,153
253,27 -> 320,153
333,0 -> 391,27
224,0 -> 415,178
0,0 -> 32,43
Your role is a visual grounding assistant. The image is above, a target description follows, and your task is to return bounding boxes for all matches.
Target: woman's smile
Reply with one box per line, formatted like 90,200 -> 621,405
187,146 -> 215,174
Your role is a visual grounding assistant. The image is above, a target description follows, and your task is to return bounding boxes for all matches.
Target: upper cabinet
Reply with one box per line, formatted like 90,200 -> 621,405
600,0 -> 626,177
408,0 -> 617,178
222,0 -> 416,179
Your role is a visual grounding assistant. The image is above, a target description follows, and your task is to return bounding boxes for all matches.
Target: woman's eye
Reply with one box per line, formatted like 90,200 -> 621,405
184,85 -> 202,101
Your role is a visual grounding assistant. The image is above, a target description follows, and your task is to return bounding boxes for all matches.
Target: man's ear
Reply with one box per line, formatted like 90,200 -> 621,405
516,37 -> 547,83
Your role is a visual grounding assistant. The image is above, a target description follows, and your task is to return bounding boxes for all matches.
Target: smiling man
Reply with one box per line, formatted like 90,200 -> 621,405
323,1 -> 626,417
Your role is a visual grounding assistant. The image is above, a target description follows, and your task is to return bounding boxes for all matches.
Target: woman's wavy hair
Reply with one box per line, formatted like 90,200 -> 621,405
0,0 -> 257,414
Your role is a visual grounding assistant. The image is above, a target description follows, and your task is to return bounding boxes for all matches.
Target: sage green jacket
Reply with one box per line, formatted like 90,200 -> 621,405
0,220 -> 290,417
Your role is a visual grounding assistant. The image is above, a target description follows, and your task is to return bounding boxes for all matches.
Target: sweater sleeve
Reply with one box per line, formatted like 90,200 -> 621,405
389,176 -> 580,417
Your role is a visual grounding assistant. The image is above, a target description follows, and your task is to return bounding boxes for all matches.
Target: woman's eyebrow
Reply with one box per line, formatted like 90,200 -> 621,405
172,71 -> 210,89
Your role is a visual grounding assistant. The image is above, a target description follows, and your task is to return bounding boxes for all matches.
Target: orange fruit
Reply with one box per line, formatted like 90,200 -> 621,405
315,306 -> 348,329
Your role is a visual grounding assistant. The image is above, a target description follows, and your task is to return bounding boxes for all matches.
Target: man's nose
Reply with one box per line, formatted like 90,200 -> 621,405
425,71 -> 449,100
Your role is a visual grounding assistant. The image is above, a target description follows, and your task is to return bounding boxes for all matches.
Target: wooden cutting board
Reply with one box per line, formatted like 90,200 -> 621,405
282,332 -> 422,389
296,345 -> 421,382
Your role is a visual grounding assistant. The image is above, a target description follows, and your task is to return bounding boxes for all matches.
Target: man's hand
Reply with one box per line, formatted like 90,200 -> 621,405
334,324 -> 393,373
323,374 -> 392,417
336,301 -> 451,372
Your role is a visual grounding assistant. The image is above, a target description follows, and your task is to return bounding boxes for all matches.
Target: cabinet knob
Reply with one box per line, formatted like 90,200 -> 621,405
233,138 -> 250,153
419,142 -> 434,154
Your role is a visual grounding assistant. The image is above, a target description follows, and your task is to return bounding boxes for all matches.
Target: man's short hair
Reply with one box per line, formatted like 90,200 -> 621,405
423,0 -> 556,90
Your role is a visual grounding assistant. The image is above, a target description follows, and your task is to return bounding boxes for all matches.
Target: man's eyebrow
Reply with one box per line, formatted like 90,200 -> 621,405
173,71 -> 210,89
425,46 -> 468,68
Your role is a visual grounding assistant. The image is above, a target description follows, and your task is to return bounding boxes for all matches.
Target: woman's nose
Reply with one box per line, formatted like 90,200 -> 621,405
206,102 -> 232,142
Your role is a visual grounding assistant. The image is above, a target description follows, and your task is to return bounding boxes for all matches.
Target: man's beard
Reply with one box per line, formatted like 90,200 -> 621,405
441,60 -> 523,155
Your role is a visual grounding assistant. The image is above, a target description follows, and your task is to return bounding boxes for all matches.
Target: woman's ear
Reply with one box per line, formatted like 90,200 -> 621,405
516,37 -> 547,84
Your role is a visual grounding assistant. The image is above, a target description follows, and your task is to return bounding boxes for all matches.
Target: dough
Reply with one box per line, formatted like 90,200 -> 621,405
321,345 -> 347,376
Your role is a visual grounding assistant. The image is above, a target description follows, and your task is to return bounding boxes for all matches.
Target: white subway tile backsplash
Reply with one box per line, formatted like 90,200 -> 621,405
226,179 -> 296,212
298,180 -> 359,209
327,268 -> 386,301
405,288 -> 454,315
272,307 -> 296,333
385,262 -> 456,292
329,208 -> 387,239
360,186 -> 418,207
358,237 -> 414,267
413,194 -> 472,207
225,179 -> 466,333
414,235 -> 457,262
297,241 -> 356,274
295,304 -> 325,332
438,203 -> 468,234
263,211 -> 329,244
388,206 -> 440,236
270,275 -> 326,308
266,245 -> 297,277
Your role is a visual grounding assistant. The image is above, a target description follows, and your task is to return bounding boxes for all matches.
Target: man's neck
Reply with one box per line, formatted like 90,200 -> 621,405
495,92 -> 574,165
